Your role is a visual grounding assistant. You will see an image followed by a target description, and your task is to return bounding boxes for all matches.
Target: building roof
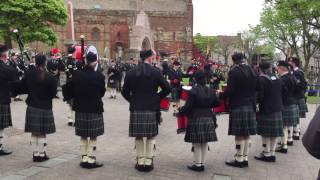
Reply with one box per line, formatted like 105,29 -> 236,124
66,0 -> 188,12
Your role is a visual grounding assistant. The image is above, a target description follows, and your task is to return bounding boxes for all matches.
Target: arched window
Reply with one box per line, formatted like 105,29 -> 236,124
92,27 -> 100,40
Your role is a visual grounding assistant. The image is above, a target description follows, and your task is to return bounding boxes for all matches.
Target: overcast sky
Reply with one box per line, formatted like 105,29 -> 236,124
193,0 -> 265,36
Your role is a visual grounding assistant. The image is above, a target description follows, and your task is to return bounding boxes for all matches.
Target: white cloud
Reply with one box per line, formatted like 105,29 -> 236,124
193,0 -> 264,36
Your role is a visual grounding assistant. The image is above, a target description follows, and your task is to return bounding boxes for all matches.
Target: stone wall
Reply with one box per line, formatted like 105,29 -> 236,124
31,0 -> 193,61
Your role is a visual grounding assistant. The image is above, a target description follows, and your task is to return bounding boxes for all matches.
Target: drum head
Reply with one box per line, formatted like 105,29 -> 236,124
182,86 -> 192,91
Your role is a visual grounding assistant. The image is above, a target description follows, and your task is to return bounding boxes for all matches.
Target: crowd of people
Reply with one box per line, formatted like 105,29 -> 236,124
0,43 -> 312,173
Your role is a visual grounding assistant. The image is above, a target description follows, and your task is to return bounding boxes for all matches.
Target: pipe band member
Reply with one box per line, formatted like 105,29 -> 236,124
64,52 -> 106,169
288,57 -> 308,140
0,44 -> 18,156
276,61 -> 299,153
179,70 -> 219,172
221,52 -> 258,168
169,61 -> 183,116
16,54 -> 57,162
121,49 -> 170,172
255,60 -> 283,162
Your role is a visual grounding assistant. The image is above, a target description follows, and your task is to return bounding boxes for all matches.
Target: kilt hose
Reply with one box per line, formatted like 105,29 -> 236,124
282,104 -> 299,127
75,112 -> 104,138
129,111 -> 158,138
25,106 -> 55,135
297,98 -> 308,118
0,104 -> 12,129
257,112 -> 283,137
171,87 -> 181,102
185,116 -> 217,143
228,105 -> 257,136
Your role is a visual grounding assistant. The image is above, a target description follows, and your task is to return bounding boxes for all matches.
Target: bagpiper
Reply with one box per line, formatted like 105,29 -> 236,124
65,46 -> 78,126
288,57 -> 308,140
168,61 -> 183,116
107,60 -> 121,99
17,54 -> 57,162
121,49 -> 170,172
0,44 -> 18,156
276,61 -> 299,153
254,60 -> 283,162
221,52 -> 258,168
64,52 -> 106,169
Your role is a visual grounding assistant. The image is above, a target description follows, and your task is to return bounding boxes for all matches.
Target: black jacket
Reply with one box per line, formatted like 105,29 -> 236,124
179,85 -> 219,119
221,64 -> 258,108
67,66 -> 106,113
168,68 -> 183,88
0,61 -> 18,104
258,74 -> 283,114
280,73 -> 297,106
107,66 -> 121,82
20,68 -> 57,110
292,69 -> 307,99
121,63 -> 171,111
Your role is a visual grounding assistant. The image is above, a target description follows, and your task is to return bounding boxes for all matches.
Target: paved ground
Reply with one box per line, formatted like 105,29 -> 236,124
0,92 -> 319,180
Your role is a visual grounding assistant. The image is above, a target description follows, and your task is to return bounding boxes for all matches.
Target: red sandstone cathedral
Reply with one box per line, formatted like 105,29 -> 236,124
33,0 -> 193,61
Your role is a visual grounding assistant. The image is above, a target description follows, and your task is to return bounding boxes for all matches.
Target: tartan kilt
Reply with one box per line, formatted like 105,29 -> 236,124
25,106 -> 56,135
171,87 -> 181,102
282,104 -> 299,127
75,112 -> 104,138
107,79 -> 117,89
257,112 -> 283,137
129,111 -> 158,138
297,98 -> 308,118
228,105 -> 257,136
185,116 -> 217,143
0,104 -> 12,129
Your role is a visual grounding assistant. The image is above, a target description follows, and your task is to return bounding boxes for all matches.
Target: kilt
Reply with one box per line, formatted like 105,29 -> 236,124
257,112 -> 283,137
228,105 -> 257,136
0,104 -> 12,129
282,104 -> 299,127
25,106 -> 56,135
185,116 -> 217,143
75,112 -> 104,138
171,87 -> 181,102
129,111 -> 158,138
107,79 -> 117,89
297,98 -> 308,118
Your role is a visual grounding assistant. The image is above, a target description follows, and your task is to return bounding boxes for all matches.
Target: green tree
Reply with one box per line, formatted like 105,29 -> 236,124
0,0 -> 68,48
258,0 -> 320,70
193,34 -> 218,54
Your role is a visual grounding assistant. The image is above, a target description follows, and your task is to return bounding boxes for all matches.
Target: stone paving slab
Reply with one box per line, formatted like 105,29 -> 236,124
0,94 -> 319,180
16,166 -> 47,177
0,175 -> 26,180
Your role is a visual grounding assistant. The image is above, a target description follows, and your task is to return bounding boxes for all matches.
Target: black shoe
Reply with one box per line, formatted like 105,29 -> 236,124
80,155 -> 88,167
243,160 -> 249,167
187,164 -> 204,172
293,135 -> 300,140
177,128 -> 186,134
33,153 -> 40,162
287,141 -> 294,146
275,147 -> 288,154
225,160 -> 246,168
135,163 -> 144,172
254,154 -> 275,162
0,149 -> 12,156
270,156 -> 276,162
68,122 -> 73,126
38,153 -> 50,162
85,161 -> 103,169
93,146 -> 96,151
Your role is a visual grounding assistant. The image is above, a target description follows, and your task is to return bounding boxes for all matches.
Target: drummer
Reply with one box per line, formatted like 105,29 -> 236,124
178,70 -> 219,171
169,61 -> 183,116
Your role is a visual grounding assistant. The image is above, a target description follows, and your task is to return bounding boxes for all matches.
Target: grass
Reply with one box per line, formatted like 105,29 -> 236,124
307,95 -> 320,104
